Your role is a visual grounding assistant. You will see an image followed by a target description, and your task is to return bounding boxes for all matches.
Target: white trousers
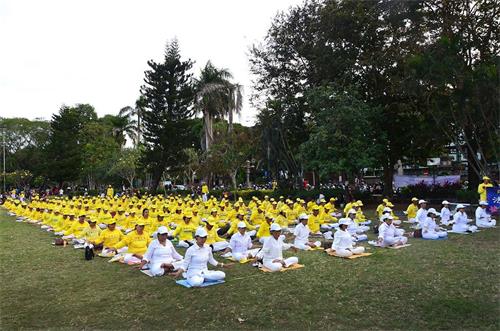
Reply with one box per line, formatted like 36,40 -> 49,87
335,246 -> 365,257
246,230 -> 257,237
178,240 -> 195,248
452,224 -> 478,233
392,220 -> 401,225
294,241 -> 321,250
353,234 -> 368,242
150,260 -> 184,276
186,270 -> 225,287
211,241 -> 229,252
477,219 -> 496,228
263,257 -> 299,272
382,236 -> 408,246
323,231 -> 333,240
123,254 -> 142,264
423,231 -> 447,239
232,248 -> 260,261
395,228 -> 405,236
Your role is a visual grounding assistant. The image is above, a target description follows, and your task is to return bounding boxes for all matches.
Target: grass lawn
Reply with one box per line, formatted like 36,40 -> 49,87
1,207 -> 499,330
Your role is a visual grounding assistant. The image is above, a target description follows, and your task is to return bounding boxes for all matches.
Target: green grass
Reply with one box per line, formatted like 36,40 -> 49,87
1,208 -> 499,330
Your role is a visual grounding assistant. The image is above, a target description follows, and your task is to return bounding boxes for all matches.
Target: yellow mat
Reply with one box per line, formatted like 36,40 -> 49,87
260,263 -> 305,273
387,244 -> 411,249
226,257 -> 252,264
325,249 -> 372,259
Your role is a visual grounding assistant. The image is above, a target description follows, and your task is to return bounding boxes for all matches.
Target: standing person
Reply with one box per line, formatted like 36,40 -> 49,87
477,176 -> 493,202
440,201 -> 452,226
106,185 -> 114,198
415,200 -> 428,228
332,219 -> 365,257
452,205 -> 478,233
138,226 -> 183,277
475,201 -> 496,228
201,183 -> 209,202
172,227 -> 228,287
257,223 -> 299,272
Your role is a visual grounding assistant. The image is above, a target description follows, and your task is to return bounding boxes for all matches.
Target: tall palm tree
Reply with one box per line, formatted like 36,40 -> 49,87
194,61 -> 243,151
117,106 -> 138,146
118,96 -> 147,147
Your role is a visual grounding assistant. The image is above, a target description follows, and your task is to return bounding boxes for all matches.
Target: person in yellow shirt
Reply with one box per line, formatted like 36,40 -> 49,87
138,208 -> 154,233
80,218 -> 102,246
62,213 -> 90,241
405,198 -> 419,222
308,206 -> 322,234
376,199 -> 390,218
256,214 -> 274,244
478,176 -> 493,202
110,222 -> 151,264
93,220 -> 125,256
170,207 -> 184,225
344,198 -> 356,216
274,209 -> 290,232
201,183 -> 209,202
204,219 -> 230,252
250,208 -> 265,226
152,213 -> 170,233
106,185 -> 114,198
172,213 -> 197,248
226,212 -> 257,237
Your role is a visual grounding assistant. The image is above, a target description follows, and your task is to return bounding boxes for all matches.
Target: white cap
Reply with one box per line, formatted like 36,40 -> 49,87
419,200 -> 427,204
348,209 -> 356,215
157,226 -> 169,235
383,207 -> 392,213
339,218 -> 350,226
237,221 -> 247,228
442,200 -> 449,205
382,214 -> 394,221
479,201 -> 488,206
427,208 -> 437,215
298,213 -> 309,220
195,227 -> 208,237
270,223 -> 281,231
456,204 -> 466,209
201,218 -> 207,223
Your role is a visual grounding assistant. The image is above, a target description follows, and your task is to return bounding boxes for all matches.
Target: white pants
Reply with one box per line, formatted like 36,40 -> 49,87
186,270 -> 225,287
323,231 -> 333,240
335,246 -> 365,257
211,241 -> 229,252
477,219 -> 496,228
393,220 -> 401,225
294,241 -> 321,250
202,194 -> 208,202
246,230 -> 257,237
98,223 -> 107,229
232,248 -> 260,261
40,225 -> 50,229
452,224 -> 478,233
62,234 -> 75,240
150,260 -> 184,276
178,240 -> 195,248
123,254 -> 142,264
407,217 -> 416,223
395,228 -> 405,236
263,257 -> 298,272
353,234 -> 368,242
321,224 -> 335,230
359,220 -> 372,226
423,231 -> 447,239
382,236 -> 408,246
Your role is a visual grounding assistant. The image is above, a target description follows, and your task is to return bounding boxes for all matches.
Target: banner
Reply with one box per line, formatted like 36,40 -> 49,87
393,175 -> 460,188
486,187 -> 500,208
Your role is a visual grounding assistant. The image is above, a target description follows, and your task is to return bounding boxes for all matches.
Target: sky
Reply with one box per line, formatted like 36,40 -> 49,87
0,0 -> 303,125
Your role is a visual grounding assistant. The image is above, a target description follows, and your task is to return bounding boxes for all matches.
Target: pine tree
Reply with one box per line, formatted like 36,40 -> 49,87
140,39 -> 195,190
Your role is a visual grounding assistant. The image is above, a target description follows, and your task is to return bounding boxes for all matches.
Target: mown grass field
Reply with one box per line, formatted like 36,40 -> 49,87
1,207 -> 499,330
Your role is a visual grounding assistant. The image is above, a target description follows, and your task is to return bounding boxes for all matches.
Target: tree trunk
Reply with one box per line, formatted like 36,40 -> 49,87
228,110 -> 233,133
383,159 -> 394,197
230,169 -> 238,189
203,110 -> 213,151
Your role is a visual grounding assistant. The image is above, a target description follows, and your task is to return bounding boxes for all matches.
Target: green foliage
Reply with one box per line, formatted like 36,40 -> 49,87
108,147 -> 142,188
140,39 -> 196,190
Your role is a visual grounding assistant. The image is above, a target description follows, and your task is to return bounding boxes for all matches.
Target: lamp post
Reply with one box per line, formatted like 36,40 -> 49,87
245,159 -> 255,188
2,127 -> 5,193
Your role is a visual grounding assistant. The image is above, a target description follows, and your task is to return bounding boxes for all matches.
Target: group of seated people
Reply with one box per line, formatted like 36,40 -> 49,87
2,191 -> 496,287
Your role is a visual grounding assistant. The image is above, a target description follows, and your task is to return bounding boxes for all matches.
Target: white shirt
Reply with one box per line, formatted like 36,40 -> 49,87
344,217 -> 358,234
182,244 -> 218,277
259,235 -> 291,263
423,217 -> 439,234
378,222 -> 397,240
229,232 -> 252,254
142,239 -> 182,264
453,211 -> 468,225
475,207 -> 490,223
293,222 -> 310,245
440,207 -> 451,223
416,208 -> 428,226
332,228 -> 354,250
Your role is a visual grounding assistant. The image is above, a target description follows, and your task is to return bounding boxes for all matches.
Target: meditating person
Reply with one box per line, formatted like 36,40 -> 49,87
377,215 -> 408,247
92,219 -> 124,256
452,204 -> 478,233
332,219 -> 365,257
172,213 -> 197,248
257,223 -> 299,272
405,197 -> 419,223
172,227 -> 227,287
345,209 -> 369,241
256,214 -> 273,244
228,222 -> 259,261
110,221 -> 151,264
440,201 -> 452,226
422,208 -> 448,239
475,201 -> 496,228
61,212 -> 89,242
138,226 -> 183,277
204,219 -> 230,252
293,214 -> 321,250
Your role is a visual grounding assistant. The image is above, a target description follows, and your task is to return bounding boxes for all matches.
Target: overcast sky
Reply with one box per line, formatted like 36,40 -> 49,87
0,0 -> 303,125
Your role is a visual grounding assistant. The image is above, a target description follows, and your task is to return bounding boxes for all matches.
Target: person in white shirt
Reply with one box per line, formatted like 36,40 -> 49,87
415,200 -> 428,228
173,227 -> 228,287
378,215 -> 408,247
293,214 -> 321,250
258,223 -> 298,272
346,210 -> 368,241
476,201 -> 496,228
139,226 -> 183,276
440,201 -> 452,226
452,205 -> 478,233
422,209 -> 448,239
227,222 -> 260,261
332,219 -> 365,257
